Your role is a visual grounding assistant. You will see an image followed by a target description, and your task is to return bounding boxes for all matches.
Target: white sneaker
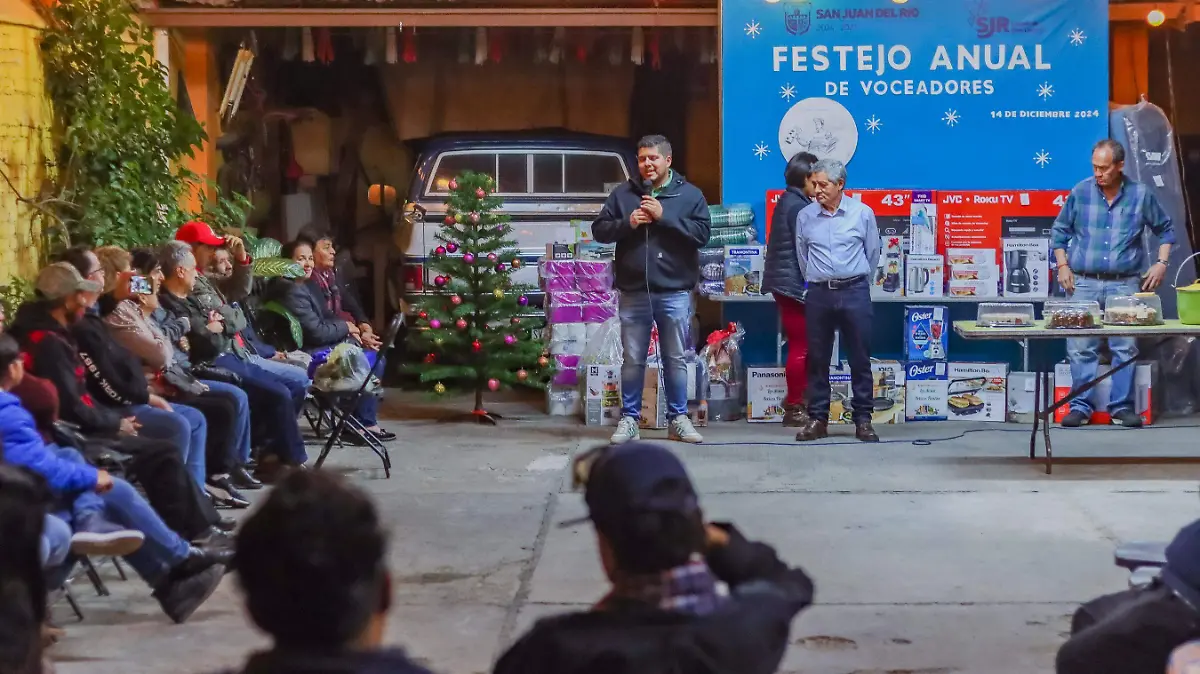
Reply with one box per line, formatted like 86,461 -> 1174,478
610,416 -> 641,444
668,415 -> 703,444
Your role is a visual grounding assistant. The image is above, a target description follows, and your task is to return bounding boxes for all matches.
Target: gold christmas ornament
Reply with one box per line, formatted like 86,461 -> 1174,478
493,288 -> 504,299
454,213 -> 463,223
434,382 -> 446,394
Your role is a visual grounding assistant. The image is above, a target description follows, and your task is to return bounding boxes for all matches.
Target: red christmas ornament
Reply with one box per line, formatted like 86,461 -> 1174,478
475,188 -> 486,198
487,253 -> 498,262
487,378 -> 500,391
448,179 -> 459,190
444,216 -> 455,225
510,317 -> 520,325
424,353 -> 436,363
451,295 -> 462,305
456,318 -> 468,329
418,311 -> 428,320
472,340 -> 483,352
402,26 -> 418,63
469,212 -> 480,224
446,242 -> 459,254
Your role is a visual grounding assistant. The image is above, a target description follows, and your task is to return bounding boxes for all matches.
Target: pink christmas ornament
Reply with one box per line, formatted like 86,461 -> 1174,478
448,179 -> 459,190
429,319 -> 441,329
469,212 -> 480,224
487,253 -> 498,262
450,295 -> 462,305
434,246 -> 446,256
462,253 -> 475,264
487,378 -> 500,391
446,243 -> 459,254
476,188 -> 486,198
504,334 -> 516,346
456,318 -> 468,329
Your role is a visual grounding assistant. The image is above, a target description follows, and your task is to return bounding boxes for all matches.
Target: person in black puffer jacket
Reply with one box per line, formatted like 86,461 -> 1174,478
761,152 -> 816,428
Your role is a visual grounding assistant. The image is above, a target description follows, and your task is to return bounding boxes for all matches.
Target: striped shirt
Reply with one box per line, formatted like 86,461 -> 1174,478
1050,177 -> 1175,276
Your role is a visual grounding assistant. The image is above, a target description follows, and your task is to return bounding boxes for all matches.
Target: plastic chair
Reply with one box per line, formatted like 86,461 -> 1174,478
311,312 -> 403,477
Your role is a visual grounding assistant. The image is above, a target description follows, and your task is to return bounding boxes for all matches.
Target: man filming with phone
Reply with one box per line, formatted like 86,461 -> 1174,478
592,135 -> 711,445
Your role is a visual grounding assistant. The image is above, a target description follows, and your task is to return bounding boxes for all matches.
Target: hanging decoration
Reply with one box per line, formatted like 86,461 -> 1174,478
648,29 -> 662,70
283,28 -> 300,61
607,31 -> 623,66
533,28 -> 548,64
630,27 -> 644,65
403,27 -> 418,63
549,27 -> 566,64
301,27 -> 315,62
475,27 -> 488,65
315,28 -> 335,64
575,28 -> 592,62
458,28 -> 472,64
489,28 -> 506,63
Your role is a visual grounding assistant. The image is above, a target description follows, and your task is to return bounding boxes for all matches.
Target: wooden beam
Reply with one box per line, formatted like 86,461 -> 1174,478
138,7 -> 719,28
1110,2 -> 1200,23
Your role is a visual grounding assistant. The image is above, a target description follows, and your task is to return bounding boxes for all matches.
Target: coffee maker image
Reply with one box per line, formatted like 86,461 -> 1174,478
1005,250 -> 1032,294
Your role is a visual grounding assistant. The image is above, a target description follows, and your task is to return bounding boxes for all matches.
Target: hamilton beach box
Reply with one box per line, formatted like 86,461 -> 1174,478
947,362 -> 1008,422
747,367 -> 788,422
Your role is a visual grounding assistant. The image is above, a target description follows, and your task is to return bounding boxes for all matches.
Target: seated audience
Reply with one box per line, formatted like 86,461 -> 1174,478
299,228 -> 382,351
208,246 -> 311,373
157,240 -> 308,477
53,248 -> 211,494
0,463 -> 53,674
106,248 -> 260,501
9,266 -> 231,542
0,333 -> 228,624
221,470 -> 432,674
493,441 -> 815,674
174,222 -> 309,405
268,240 -> 393,442
1057,518 -> 1200,674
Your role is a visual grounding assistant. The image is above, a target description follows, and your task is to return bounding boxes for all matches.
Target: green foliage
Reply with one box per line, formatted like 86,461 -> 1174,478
245,236 -> 282,261
0,277 -> 34,325
37,0 -> 207,249
407,171 -> 553,404
195,190 -> 254,236
259,300 -> 303,350
252,257 -> 303,279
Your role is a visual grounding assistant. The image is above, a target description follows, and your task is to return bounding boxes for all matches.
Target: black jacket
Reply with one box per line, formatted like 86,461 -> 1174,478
9,302 -> 123,435
158,290 -> 237,365
72,310 -> 150,407
266,278 -> 349,349
493,524 -> 814,674
761,187 -> 810,301
592,173 -> 712,293
219,647 -> 433,674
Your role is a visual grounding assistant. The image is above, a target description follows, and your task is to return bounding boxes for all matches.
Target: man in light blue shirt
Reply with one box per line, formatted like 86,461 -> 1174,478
793,159 -> 880,443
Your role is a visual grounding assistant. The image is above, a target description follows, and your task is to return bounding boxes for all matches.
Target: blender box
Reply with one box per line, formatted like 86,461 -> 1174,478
584,364 -> 622,426
723,245 -> 766,295
905,361 -> 949,421
871,360 -> 906,424
1002,238 -> 1050,299
904,254 -> 945,298
909,191 -> 937,255
871,235 -> 906,299
904,305 -> 948,362
947,362 -> 1008,422
747,367 -> 788,422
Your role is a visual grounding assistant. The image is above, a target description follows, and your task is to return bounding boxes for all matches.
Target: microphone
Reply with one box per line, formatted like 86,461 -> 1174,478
642,179 -> 654,195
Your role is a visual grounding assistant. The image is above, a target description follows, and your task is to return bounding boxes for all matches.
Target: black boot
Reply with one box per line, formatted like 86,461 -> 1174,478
152,562 -> 224,624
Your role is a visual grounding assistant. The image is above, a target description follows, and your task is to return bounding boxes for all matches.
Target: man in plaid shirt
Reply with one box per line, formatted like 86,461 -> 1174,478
1050,139 -> 1176,428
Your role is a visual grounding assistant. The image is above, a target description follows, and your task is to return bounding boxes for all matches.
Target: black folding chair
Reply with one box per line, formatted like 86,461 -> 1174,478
312,312 -> 404,477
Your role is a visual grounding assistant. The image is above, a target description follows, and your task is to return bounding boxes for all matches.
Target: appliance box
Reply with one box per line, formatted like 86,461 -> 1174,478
949,264 -> 999,281
905,254 -> 945,298
905,361 -> 949,421
1053,362 -> 1156,425
827,367 -> 853,424
904,305 -> 949,362
1002,238 -> 1051,299
871,360 -> 907,425
945,248 -> 997,266
747,367 -> 788,422
872,235 -> 906,300
948,279 -> 1000,299
584,365 -> 622,426
723,245 -> 766,295
947,362 -> 1009,422
909,191 -> 937,254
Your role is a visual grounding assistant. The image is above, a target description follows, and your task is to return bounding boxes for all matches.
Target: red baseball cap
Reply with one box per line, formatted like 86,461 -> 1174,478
175,220 -> 226,247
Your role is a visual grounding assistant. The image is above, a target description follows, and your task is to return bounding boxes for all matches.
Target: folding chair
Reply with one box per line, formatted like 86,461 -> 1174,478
312,312 -> 404,477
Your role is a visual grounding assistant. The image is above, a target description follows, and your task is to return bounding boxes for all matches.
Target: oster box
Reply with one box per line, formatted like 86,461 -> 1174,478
937,190 -> 1069,256
904,305 -> 948,362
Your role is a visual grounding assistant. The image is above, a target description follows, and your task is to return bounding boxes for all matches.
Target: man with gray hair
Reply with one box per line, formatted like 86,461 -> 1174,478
157,241 -> 309,478
792,159 -> 880,443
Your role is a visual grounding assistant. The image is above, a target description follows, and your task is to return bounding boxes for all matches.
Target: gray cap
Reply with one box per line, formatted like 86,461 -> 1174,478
36,262 -> 103,300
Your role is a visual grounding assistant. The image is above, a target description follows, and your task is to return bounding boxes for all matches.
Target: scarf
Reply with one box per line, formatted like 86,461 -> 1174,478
598,558 -> 728,616
312,267 -> 355,323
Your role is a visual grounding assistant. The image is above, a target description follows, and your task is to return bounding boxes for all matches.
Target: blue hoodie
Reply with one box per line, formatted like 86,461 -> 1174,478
0,390 -> 98,495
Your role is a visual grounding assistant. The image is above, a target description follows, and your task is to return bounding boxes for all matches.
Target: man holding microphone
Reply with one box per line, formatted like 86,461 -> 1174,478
592,135 -> 711,445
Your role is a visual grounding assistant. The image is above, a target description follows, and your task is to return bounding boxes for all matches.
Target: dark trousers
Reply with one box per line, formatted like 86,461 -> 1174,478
214,353 -> 308,465
186,391 -> 238,475
1057,582 -> 1200,674
804,278 -> 873,424
117,435 -> 219,541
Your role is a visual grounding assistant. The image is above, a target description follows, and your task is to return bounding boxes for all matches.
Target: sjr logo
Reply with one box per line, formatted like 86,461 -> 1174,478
783,0 -> 812,36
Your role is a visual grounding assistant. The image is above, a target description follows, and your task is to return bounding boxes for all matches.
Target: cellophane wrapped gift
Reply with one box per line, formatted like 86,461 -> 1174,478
546,291 -> 584,324
574,260 -> 614,291
539,260 -> 576,293
581,291 -> 618,323
699,322 -> 747,421
552,354 -> 581,386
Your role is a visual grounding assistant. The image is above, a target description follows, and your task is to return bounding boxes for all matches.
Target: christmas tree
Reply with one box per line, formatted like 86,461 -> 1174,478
409,171 -> 552,423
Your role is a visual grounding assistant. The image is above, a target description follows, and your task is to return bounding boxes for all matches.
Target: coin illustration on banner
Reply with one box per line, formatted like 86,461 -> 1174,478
778,97 -> 859,165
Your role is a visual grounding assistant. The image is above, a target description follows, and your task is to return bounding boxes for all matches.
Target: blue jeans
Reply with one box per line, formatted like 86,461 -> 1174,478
1067,275 -> 1142,414
42,513 -> 72,569
215,353 -> 308,464
52,446 -> 189,587
619,290 -> 691,420
198,379 -> 252,466
247,353 -> 310,409
129,403 -> 208,487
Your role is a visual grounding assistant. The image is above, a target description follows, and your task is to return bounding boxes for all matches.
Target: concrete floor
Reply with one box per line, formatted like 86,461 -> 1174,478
50,392 -> 1200,674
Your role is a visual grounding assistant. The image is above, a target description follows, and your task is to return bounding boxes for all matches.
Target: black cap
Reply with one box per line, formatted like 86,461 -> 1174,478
560,441 -> 699,532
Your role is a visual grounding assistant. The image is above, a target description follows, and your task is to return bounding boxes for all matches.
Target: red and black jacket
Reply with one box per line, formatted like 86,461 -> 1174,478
9,301 -> 123,435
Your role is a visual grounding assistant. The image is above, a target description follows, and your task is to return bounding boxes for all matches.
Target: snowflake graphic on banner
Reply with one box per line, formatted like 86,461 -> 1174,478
1069,28 -> 1086,46
1037,83 -> 1055,100
753,142 -> 770,160
744,20 -> 761,37
942,109 -> 960,127
780,84 -> 796,101
865,116 -> 882,134
1034,150 -> 1052,168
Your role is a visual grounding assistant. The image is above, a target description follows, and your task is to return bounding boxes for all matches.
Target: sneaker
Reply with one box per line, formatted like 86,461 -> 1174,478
668,416 -> 703,444
153,564 -> 224,624
70,512 -> 145,558
1061,409 -> 1091,428
1111,409 -> 1144,428
610,416 -> 641,444
206,477 -> 250,509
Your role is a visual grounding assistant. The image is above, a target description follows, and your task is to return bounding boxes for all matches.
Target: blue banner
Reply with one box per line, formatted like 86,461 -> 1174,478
721,0 -> 1109,222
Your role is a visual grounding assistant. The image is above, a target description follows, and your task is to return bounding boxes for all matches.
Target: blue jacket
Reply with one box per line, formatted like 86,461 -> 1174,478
761,187 -> 811,301
0,390 -> 98,496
